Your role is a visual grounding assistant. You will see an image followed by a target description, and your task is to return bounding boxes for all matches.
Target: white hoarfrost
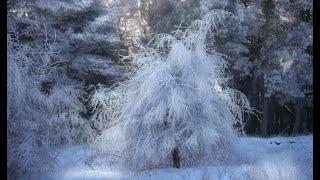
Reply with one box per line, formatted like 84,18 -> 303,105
89,10 -> 253,171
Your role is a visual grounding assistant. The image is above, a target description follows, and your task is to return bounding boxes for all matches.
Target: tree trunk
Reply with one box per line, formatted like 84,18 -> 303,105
259,0 -> 276,137
246,76 -> 258,134
293,97 -> 304,135
261,96 -> 271,136
269,100 -> 278,135
172,148 -> 180,168
279,106 -> 292,134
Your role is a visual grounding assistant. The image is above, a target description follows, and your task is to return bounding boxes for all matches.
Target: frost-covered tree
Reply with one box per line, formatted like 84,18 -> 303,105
89,10 -> 252,171
258,0 -> 313,135
7,0 -> 142,177
197,0 -> 313,135
7,31 -> 97,178
7,0 -> 129,159
8,0 -> 128,86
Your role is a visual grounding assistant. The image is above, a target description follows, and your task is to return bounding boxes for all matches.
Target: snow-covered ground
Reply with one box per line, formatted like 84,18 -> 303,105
36,135 -> 312,180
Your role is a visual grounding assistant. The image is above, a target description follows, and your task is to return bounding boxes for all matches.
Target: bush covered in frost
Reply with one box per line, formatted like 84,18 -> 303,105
89,10 -> 253,171
7,32 -> 96,178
